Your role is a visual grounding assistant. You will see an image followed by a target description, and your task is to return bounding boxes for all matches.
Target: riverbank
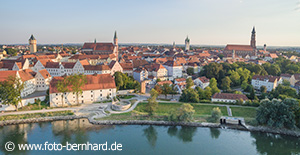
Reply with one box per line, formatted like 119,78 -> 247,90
1,115 -> 299,138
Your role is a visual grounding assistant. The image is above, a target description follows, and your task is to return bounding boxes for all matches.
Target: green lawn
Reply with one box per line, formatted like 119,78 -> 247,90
0,110 -> 74,121
19,101 -> 51,111
119,95 -> 135,99
135,102 -> 228,117
230,107 -> 257,118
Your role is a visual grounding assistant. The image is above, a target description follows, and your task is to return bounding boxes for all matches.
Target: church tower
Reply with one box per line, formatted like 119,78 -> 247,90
250,27 -> 256,49
185,36 -> 190,51
113,31 -> 119,60
29,34 -> 37,53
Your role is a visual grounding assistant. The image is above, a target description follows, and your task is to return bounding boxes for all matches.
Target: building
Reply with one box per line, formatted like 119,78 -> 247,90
251,75 -> 282,92
120,62 -> 133,76
224,27 -> 257,58
163,60 -> 183,79
49,74 -> 116,107
0,70 -> 36,98
194,76 -> 210,89
81,31 -> 118,56
29,35 -> 37,53
83,64 -> 110,75
109,60 -> 123,75
35,69 -> 52,91
133,68 -> 148,82
280,74 -> 296,86
185,36 -> 190,52
45,60 -> 84,77
145,64 -> 168,81
211,93 -> 249,103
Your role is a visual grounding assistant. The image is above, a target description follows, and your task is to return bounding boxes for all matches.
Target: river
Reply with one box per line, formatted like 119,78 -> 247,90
0,119 -> 299,155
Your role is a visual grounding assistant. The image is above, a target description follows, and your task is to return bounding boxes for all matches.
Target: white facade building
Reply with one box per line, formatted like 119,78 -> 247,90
251,75 -> 282,92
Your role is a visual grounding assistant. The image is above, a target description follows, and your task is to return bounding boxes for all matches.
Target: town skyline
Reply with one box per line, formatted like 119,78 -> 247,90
1,0 -> 300,46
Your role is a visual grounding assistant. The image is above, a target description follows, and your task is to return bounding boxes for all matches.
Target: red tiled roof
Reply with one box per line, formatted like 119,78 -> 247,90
198,76 -> 210,83
212,93 -> 249,101
82,43 -> 114,52
0,70 -> 17,81
175,78 -> 186,82
39,69 -> 51,79
49,74 -> 116,93
224,45 -> 254,51
120,63 -> 133,71
45,62 -> 60,68
157,81 -> 172,85
83,65 -> 110,71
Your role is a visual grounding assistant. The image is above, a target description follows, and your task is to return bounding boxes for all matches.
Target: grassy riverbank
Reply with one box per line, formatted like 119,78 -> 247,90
0,111 -> 74,121
98,102 -> 257,123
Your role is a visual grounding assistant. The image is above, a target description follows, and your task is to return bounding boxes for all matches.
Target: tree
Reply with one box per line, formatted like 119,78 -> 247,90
187,67 -> 194,75
67,74 -> 87,105
208,107 -> 222,123
114,72 -> 123,90
0,76 -> 24,111
56,77 -> 70,107
145,89 -> 158,116
241,80 -> 248,90
256,99 -> 299,129
179,88 -> 199,103
186,77 -> 194,89
229,71 -> 240,86
282,79 -> 290,86
5,48 -> 17,56
260,86 -> 267,93
35,98 -> 42,109
154,85 -> 162,95
168,103 -> 195,122
209,78 -> 220,95
162,83 -> 172,99
196,86 -> 206,100
249,85 -> 256,100
204,86 -> 212,99
156,78 -> 161,83
221,76 -> 231,91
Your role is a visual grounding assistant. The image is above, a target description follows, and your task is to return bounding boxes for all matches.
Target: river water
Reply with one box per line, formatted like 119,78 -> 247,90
0,119 -> 299,155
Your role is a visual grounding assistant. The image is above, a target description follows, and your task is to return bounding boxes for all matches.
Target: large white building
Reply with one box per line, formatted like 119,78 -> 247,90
49,74 -> 117,107
211,93 -> 249,103
35,69 -> 52,91
45,60 -> 84,77
163,60 -> 183,80
251,75 -> 282,92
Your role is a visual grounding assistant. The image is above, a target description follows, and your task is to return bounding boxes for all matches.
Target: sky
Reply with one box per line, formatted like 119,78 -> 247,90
0,0 -> 299,46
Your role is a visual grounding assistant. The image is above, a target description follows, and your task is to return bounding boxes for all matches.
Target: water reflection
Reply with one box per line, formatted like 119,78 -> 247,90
251,132 -> 300,155
0,124 -> 31,155
166,126 -> 197,143
143,125 -> 158,148
209,128 -> 221,139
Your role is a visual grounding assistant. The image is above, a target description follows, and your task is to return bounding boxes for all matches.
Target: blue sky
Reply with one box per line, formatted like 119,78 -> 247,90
0,0 -> 299,46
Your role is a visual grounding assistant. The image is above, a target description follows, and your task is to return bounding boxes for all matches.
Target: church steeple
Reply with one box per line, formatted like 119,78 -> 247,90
250,26 -> 256,49
114,31 -> 117,40
185,36 -> 190,51
94,38 -> 96,44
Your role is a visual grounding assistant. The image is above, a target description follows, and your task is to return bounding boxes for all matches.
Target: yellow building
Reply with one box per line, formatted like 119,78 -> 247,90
29,34 -> 37,53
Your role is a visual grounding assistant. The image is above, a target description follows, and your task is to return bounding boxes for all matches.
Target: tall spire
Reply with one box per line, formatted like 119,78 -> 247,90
94,38 -> 96,44
114,31 -> 117,39
252,26 -> 255,34
29,34 -> 36,40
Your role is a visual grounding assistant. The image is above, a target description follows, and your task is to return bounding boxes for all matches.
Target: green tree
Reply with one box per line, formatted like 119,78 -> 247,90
249,85 -> 256,100
154,85 -> 162,95
230,71 -> 240,86
56,77 -> 70,107
209,78 -> 220,95
162,83 -> 172,99
114,72 -> 123,90
282,79 -> 290,86
0,76 -> 24,111
67,74 -> 87,105
5,48 -> 17,56
221,76 -> 231,91
204,86 -> 212,99
168,103 -> 195,122
186,77 -> 194,89
187,67 -> 194,75
145,89 -> 159,116
241,80 -> 248,90
179,88 -> 199,103
208,107 -> 222,123
256,99 -> 299,129
260,86 -> 267,93
196,86 -> 206,100
156,78 -> 161,83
